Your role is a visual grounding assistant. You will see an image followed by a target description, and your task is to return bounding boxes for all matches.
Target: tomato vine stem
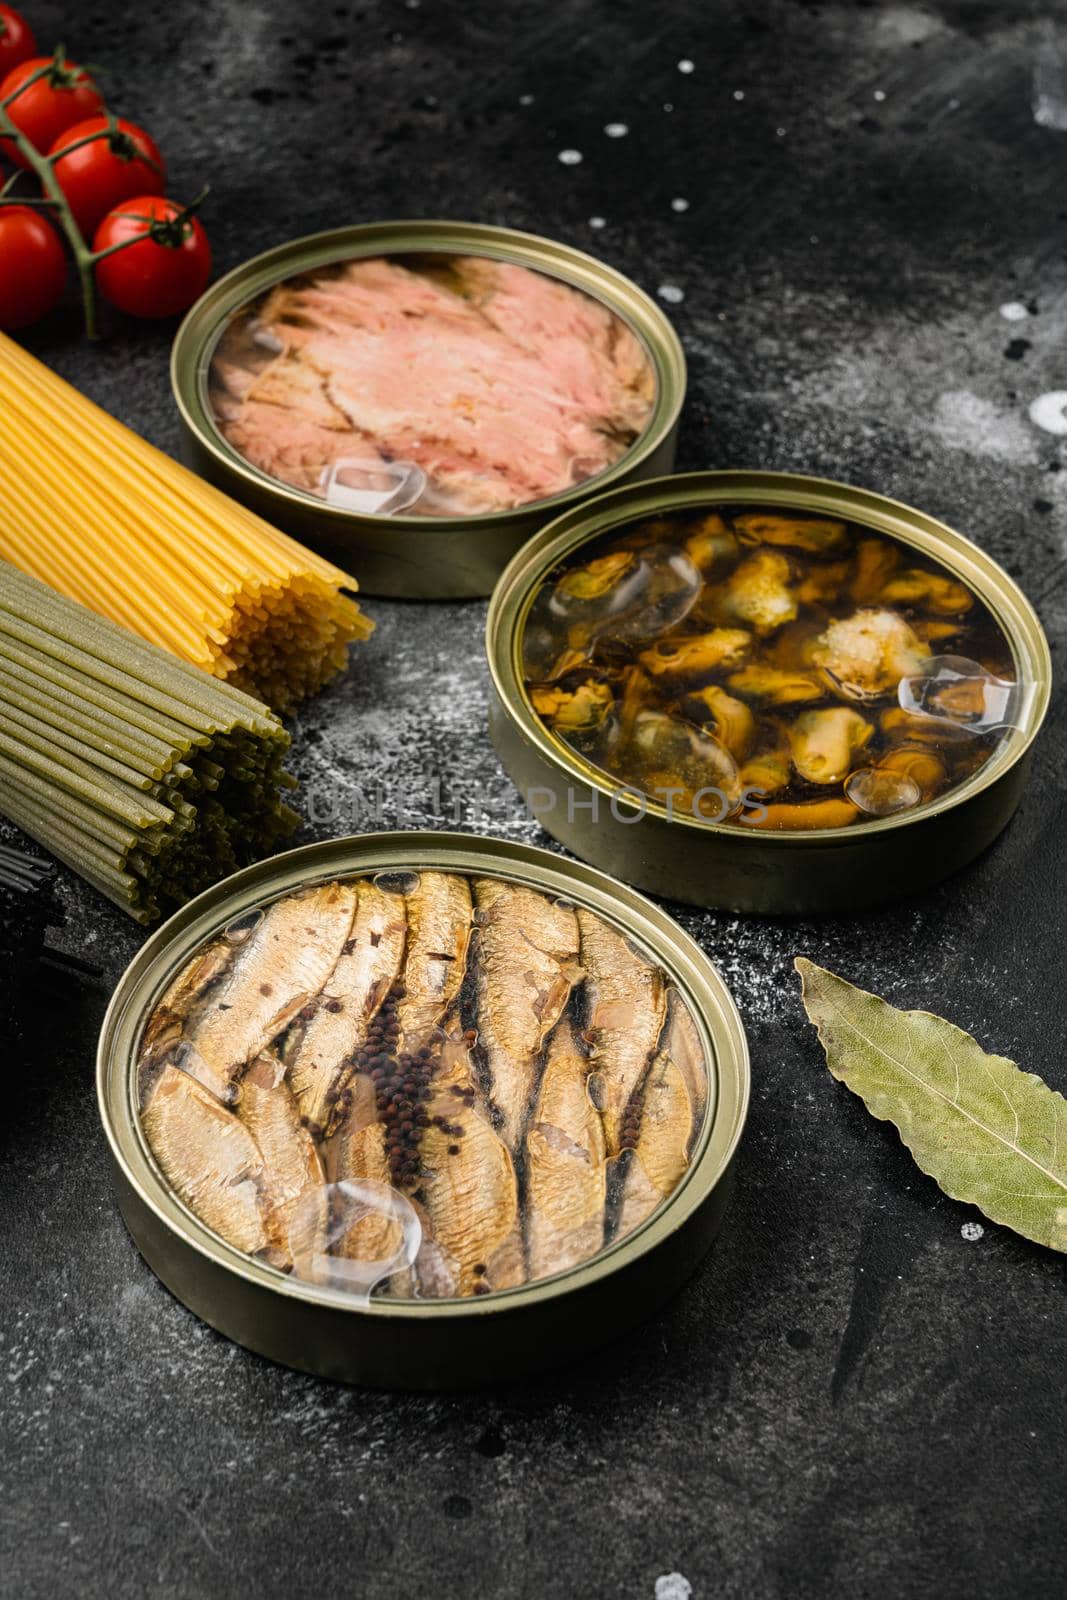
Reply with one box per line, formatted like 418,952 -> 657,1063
0,112 -> 103,334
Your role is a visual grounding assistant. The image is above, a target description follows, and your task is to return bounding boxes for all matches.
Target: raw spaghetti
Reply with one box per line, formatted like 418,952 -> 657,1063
0,332 -> 372,713
0,561 -> 298,923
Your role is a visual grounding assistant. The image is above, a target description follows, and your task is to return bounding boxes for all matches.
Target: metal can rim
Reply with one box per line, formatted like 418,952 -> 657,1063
170,220 -> 686,536
486,469 -> 1053,845
97,830 -> 749,1323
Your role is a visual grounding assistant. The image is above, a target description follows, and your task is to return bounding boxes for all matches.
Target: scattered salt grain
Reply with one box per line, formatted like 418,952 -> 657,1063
655,1576 -> 693,1600
1030,391 -> 1067,435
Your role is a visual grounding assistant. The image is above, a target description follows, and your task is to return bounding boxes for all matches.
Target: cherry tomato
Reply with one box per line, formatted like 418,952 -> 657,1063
93,196 -> 212,319
0,54 -> 104,167
0,205 -> 67,328
0,5 -> 35,76
0,4 -> 34,78
50,118 -> 166,236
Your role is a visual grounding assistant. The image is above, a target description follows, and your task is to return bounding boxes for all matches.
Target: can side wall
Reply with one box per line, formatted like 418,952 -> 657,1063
113,1155 -> 734,1389
489,692 -> 1033,915
179,424 -> 679,600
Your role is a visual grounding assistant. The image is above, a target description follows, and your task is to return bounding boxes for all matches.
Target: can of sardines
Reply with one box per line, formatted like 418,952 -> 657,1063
98,832 -> 748,1388
171,222 -> 685,599
486,471 -> 1051,915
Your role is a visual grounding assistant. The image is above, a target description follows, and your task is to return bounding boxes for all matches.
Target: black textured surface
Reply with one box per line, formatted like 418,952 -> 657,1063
3,3 -> 1066,1597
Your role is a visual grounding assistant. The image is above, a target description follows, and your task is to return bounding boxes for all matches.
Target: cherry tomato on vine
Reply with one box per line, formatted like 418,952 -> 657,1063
93,195 -> 211,319
0,205 -> 67,328
0,54 -> 104,166
50,118 -> 166,236
0,5 -> 35,76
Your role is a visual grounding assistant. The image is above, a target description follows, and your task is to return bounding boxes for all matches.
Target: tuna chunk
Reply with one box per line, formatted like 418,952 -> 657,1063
211,255 -> 655,516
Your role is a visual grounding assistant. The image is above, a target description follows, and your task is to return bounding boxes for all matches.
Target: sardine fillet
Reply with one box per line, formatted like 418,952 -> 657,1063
578,909 -> 667,1156
141,933 -> 238,1061
237,1053 -> 327,1269
396,872 -> 472,1051
418,1071 -> 523,1297
663,989 -> 708,1136
142,1064 -> 271,1256
326,1074 -> 403,1264
473,879 -> 581,1149
616,1056 -> 694,1238
170,882 -> 358,1100
285,881 -> 407,1133
526,1020 -> 606,1280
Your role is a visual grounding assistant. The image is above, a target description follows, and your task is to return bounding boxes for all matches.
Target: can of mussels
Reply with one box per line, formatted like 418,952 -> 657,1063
171,222 -> 686,599
485,471 -> 1052,914
97,832 -> 748,1388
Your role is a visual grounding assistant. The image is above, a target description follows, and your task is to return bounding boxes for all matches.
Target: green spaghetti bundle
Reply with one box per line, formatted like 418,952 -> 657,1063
0,561 -> 298,923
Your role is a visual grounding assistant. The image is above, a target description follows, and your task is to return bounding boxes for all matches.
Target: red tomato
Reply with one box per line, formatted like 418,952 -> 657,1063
50,118 -> 166,236
93,196 -> 211,319
0,205 -> 67,328
0,5 -> 35,76
1,55 -> 104,167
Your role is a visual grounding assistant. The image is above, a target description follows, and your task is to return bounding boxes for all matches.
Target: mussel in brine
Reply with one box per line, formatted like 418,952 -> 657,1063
638,629 -> 751,684
626,711 -> 742,820
548,543 -> 701,641
787,707 -> 873,786
811,609 -> 929,701
710,549 -> 797,635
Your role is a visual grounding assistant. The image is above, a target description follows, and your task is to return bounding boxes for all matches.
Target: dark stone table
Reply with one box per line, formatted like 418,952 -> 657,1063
3,2 -> 1065,1595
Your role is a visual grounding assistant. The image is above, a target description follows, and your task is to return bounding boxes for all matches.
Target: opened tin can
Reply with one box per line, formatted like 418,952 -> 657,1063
486,471 -> 1051,914
171,222 -> 686,599
97,832 -> 748,1388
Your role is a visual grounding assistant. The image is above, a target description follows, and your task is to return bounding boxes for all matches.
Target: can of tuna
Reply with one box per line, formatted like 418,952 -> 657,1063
172,222 -> 686,599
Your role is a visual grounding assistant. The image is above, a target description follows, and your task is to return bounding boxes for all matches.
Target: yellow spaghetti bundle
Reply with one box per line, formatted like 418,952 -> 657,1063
0,332 -> 373,713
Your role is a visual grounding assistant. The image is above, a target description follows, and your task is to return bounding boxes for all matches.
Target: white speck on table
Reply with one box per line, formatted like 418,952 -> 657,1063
1029,391 -> 1067,435
961,1222 -> 985,1242
655,1575 -> 693,1600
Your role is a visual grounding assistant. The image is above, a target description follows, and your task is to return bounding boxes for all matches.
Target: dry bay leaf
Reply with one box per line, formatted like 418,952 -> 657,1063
795,957 -> 1067,1252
